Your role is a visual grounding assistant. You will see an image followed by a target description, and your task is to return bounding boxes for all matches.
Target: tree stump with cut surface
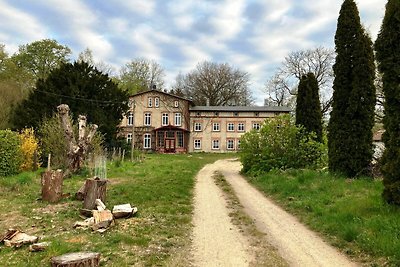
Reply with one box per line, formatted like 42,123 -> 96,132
83,177 -> 107,210
41,170 -> 63,203
51,252 -> 100,267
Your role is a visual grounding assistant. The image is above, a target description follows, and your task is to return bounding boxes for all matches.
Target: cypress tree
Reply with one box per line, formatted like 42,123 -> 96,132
328,0 -> 376,177
295,73 -> 323,142
375,0 -> 400,204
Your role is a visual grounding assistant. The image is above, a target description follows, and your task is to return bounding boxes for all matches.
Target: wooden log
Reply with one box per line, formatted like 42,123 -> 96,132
51,252 -> 100,267
4,232 -> 38,248
41,170 -> 63,203
29,242 -> 50,252
83,178 -> 107,210
112,204 -> 137,219
92,210 -> 113,231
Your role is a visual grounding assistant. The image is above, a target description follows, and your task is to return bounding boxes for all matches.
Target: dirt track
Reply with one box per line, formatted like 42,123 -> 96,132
191,159 -> 359,267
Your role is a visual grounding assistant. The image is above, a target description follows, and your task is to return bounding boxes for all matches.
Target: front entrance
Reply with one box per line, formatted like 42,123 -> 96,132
165,138 -> 176,153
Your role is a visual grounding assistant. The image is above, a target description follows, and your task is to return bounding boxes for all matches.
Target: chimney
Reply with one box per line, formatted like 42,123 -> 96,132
152,84 -> 157,90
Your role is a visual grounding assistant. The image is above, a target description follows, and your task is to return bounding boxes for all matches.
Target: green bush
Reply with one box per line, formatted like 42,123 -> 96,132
240,115 -> 327,175
0,130 -> 22,176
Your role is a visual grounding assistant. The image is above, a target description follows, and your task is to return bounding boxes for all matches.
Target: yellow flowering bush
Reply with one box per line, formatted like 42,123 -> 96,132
19,128 -> 40,171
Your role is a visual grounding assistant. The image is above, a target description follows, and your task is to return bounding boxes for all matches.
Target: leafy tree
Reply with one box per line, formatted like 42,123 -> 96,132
118,58 -> 165,94
328,0 -> 376,177
265,47 -> 334,116
176,61 -> 253,106
295,73 -> 323,142
375,0 -> 400,204
11,39 -> 71,81
0,130 -> 22,176
12,61 -> 129,146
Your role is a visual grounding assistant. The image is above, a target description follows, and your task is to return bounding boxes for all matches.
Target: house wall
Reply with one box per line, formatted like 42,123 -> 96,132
188,111 -> 278,153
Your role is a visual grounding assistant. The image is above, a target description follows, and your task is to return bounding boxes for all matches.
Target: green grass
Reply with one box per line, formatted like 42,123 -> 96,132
0,153 -> 231,266
246,169 -> 400,266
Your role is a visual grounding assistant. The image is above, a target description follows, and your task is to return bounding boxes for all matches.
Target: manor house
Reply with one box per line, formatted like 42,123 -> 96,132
120,89 -> 290,153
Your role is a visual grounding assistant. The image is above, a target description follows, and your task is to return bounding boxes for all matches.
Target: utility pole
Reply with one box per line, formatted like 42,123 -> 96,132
130,99 -> 135,161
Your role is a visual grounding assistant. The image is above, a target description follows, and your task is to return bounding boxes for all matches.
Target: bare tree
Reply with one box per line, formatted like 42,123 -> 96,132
177,61 -> 253,106
265,47 -> 335,116
77,48 -> 115,76
118,58 -> 165,94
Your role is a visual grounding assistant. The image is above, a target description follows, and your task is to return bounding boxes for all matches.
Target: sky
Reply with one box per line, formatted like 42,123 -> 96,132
0,0 -> 386,105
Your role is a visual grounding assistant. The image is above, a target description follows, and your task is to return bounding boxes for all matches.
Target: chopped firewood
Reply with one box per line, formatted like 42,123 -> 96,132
83,177 -> 107,210
112,204 -> 138,219
95,199 -> 106,211
4,232 -> 38,248
73,217 -> 94,229
29,242 -> 50,252
0,229 -> 19,243
51,251 -> 100,267
92,210 -> 113,231
79,209 -> 93,218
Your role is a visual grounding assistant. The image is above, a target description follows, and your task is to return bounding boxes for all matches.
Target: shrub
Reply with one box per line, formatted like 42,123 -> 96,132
0,130 -> 22,176
240,115 -> 327,175
19,128 -> 40,171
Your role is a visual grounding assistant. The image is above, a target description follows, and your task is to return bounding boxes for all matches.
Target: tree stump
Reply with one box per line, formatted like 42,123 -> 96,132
41,170 -> 63,203
51,252 -> 100,267
83,177 -> 107,210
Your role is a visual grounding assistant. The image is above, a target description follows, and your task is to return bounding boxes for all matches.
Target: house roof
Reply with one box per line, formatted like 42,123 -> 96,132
131,89 -> 194,104
189,105 -> 291,112
154,125 -> 190,132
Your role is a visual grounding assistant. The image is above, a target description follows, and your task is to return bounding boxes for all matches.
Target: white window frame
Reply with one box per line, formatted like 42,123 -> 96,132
143,133 -> 151,149
148,97 -> 153,107
212,139 -> 220,150
174,100 -> 179,108
253,123 -> 261,130
194,122 -> 202,132
237,139 -> 241,150
194,139 -> 201,150
227,123 -> 235,132
127,133 -> 132,143
144,113 -> 151,126
227,139 -> 234,150
162,113 -> 169,126
175,113 -> 182,126
212,123 -> 220,132
155,97 -> 159,107
127,112 -> 134,126
238,123 -> 245,132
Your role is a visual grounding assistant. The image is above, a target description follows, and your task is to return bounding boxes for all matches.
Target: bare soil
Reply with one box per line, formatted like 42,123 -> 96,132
191,159 -> 359,267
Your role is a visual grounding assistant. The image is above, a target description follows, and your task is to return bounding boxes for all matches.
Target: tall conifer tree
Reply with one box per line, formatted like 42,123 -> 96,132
375,0 -> 400,204
328,0 -> 376,177
295,73 -> 323,142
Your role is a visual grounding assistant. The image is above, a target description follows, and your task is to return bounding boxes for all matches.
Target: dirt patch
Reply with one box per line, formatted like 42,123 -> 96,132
32,202 -> 71,214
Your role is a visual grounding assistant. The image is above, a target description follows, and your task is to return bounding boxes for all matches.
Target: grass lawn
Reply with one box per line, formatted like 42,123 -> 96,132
245,169 -> 400,266
0,153 -> 231,266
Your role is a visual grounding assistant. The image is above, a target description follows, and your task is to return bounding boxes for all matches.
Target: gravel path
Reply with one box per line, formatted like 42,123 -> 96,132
192,159 -> 359,267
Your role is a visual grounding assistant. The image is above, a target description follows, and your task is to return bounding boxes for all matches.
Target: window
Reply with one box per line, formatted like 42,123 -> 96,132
162,113 -> 169,126
227,123 -> 235,132
194,122 -> 202,131
234,112 -> 239,116
212,139 -> 220,150
175,113 -> 182,126
212,123 -> 220,132
238,123 -> 245,132
148,97 -> 153,107
227,139 -> 234,150
255,112 -> 259,117
253,123 -> 261,130
214,112 -> 219,116
144,113 -> 151,126
143,133 -> 151,149
237,139 -> 241,150
126,133 -> 132,143
127,112 -> 133,126
196,112 -> 201,116
174,100 -> 179,108
177,131 -> 184,147
194,139 -> 201,150
155,97 -> 159,107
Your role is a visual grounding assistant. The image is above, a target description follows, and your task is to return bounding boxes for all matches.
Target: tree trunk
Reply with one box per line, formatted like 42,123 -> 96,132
51,252 -> 100,267
83,178 -> 107,210
41,170 -> 63,203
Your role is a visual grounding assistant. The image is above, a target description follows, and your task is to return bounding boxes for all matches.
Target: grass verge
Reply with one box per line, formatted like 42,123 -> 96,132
0,153 -> 230,266
213,171 -> 287,267
245,169 -> 400,266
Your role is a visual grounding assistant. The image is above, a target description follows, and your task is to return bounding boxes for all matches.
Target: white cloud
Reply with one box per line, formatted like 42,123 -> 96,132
114,0 -> 156,16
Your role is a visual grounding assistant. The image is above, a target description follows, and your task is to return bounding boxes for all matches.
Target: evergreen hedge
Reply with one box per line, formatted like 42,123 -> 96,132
0,130 -> 22,176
